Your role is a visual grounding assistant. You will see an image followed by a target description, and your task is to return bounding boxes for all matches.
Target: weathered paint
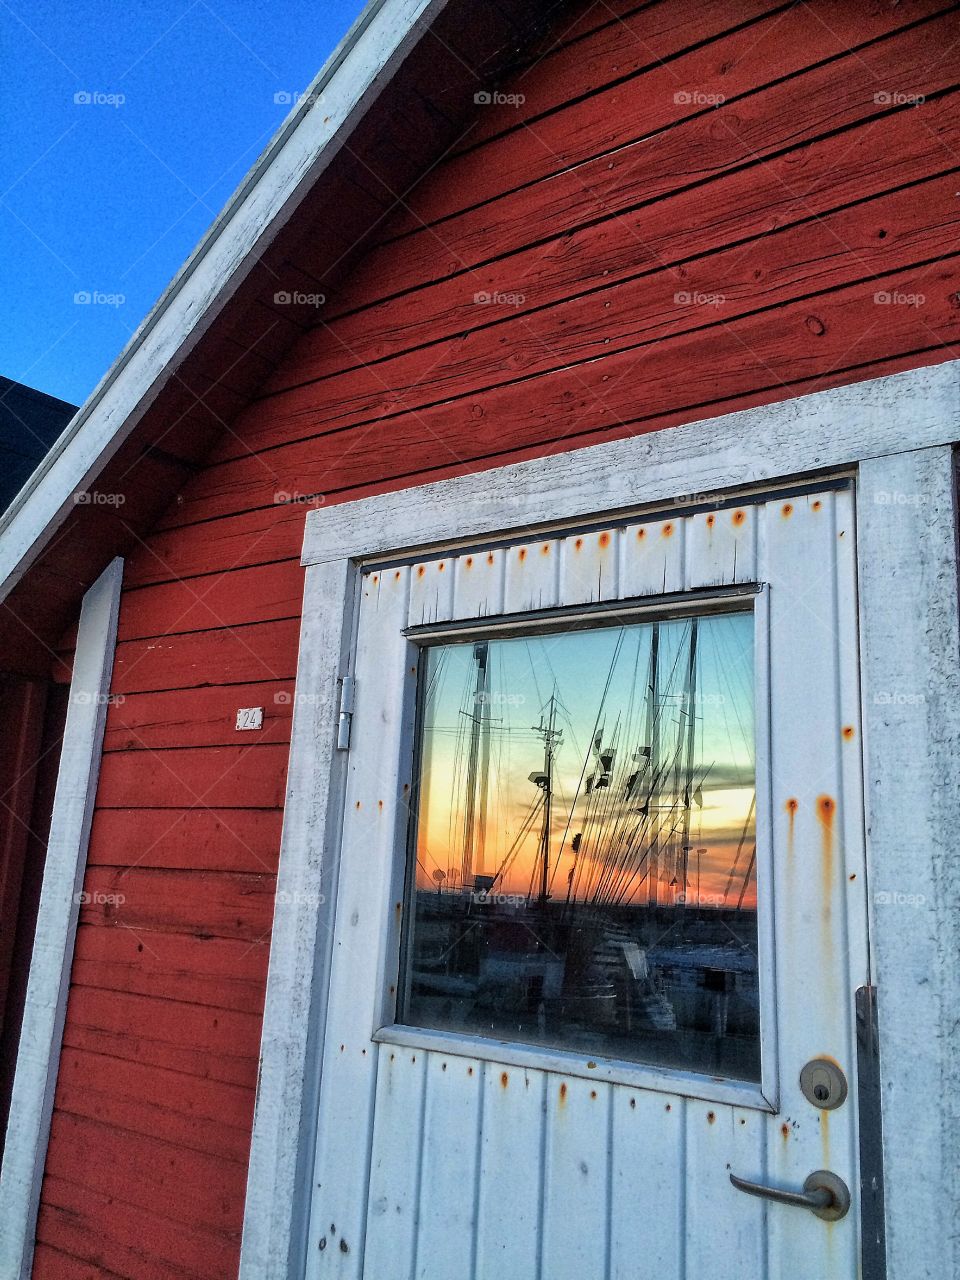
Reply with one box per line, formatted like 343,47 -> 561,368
303,485 -> 869,1279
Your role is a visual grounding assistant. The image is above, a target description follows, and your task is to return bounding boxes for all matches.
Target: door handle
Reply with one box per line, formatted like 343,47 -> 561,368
729,1169 -> 850,1221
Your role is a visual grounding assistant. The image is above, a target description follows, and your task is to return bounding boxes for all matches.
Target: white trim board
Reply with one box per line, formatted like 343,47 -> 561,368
301,360 -> 960,566
0,0 -> 447,602
0,557 -> 123,1280
857,447 -> 960,1280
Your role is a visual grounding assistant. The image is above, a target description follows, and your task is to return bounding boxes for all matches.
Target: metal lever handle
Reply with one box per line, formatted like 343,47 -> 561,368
729,1169 -> 850,1221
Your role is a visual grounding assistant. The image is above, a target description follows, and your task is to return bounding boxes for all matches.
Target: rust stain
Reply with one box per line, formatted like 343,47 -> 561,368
781,503 -> 794,518
541,543 -> 551,555
372,574 -> 379,584
662,522 -> 674,538
467,1066 -> 473,1075
438,562 -> 445,572
785,798 -> 798,860
818,795 -> 836,918
354,801 -> 361,810
842,725 -> 855,740
637,528 -> 647,540
732,509 -> 746,526
559,1082 -> 568,1105
518,547 -> 527,562
574,537 -> 584,551
781,1123 -> 790,1141
590,1090 -> 598,1099
378,799 -> 383,810
394,570 -> 401,581
416,565 -> 425,578
500,1071 -> 509,1089
812,500 -> 822,512
707,1111 -> 716,1125
706,514 -> 716,529
465,556 -> 473,568
598,532 -> 611,548
487,552 -> 494,565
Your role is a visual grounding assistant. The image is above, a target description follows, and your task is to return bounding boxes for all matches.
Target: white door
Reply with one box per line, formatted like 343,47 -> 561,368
304,484 -> 869,1280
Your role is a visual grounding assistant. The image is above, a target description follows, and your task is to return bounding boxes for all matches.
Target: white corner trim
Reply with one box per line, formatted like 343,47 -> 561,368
0,0 -> 447,603
0,556 -> 123,1280
301,361 -> 960,566
240,558 -> 357,1280
856,447 -> 960,1280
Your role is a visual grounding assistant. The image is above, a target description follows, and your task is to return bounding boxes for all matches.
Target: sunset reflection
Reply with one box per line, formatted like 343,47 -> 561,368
400,610 -> 761,1081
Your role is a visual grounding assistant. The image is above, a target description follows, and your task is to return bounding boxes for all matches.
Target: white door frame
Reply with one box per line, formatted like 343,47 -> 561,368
240,362 -> 960,1280
0,556 -> 124,1280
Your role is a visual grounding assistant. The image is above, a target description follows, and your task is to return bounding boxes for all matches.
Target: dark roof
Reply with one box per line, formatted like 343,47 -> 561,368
0,377 -> 76,513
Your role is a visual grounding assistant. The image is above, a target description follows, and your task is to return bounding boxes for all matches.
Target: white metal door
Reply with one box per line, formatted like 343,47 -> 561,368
303,484 -> 869,1280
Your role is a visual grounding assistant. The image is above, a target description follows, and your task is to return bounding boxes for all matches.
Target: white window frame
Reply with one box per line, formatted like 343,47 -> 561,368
367,587 -> 775,1111
239,362 -> 960,1280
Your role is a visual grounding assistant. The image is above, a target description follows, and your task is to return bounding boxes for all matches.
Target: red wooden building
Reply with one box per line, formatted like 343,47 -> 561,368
1,2 -> 958,1277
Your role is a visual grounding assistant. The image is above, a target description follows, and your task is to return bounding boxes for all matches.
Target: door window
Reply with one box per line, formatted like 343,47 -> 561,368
398,609 -> 759,1081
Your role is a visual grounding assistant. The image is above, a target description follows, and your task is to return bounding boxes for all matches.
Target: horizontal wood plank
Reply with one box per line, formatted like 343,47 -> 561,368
111,618 -> 300,694
102,680 -> 294,752
96,743 -> 290,809
71,922 -> 269,1013
86,806 -> 284,873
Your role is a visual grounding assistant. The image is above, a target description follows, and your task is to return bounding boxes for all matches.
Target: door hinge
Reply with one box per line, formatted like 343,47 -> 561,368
337,675 -> 356,750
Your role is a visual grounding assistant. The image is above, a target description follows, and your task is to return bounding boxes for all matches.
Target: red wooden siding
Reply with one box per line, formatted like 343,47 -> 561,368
33,2 -> 960,1276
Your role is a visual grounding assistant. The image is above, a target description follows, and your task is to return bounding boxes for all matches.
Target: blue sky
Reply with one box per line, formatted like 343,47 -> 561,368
0,0 -> 366,406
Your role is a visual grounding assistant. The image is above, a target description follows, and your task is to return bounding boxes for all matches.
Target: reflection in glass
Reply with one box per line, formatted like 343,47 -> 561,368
398,611 -> 759,1082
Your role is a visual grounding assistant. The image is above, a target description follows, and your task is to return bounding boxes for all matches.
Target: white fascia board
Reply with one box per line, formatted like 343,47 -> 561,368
301,361 -> 960,567
0,0 -> 446,602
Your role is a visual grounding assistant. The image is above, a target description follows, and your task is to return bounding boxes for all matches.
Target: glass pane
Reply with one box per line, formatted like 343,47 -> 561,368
398,611 -> 759,1082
